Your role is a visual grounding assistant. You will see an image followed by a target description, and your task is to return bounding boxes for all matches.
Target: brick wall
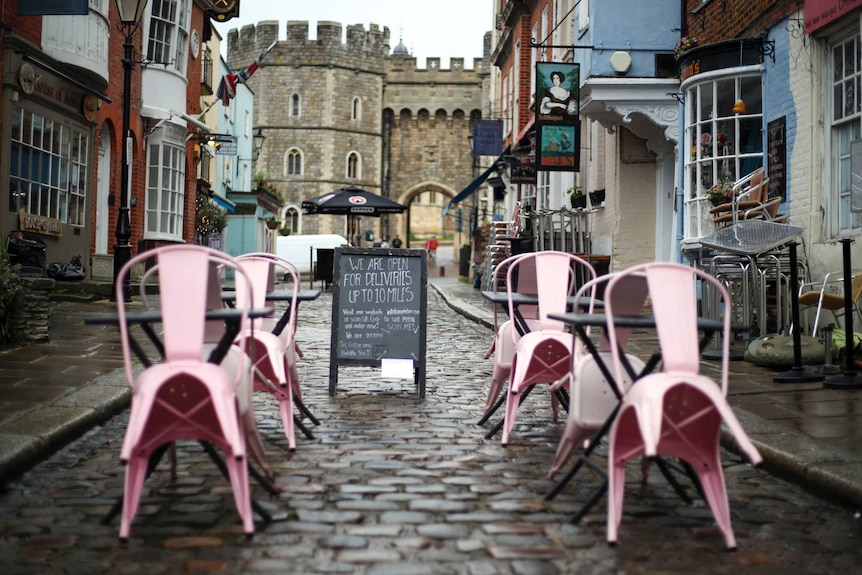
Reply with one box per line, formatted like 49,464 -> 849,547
684,0 -> 798,41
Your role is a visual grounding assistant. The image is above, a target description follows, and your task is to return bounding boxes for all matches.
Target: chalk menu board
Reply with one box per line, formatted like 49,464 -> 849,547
329,247 -> 427,397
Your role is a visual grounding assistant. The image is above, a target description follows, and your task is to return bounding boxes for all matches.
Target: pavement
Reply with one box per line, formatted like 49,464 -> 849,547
1,249 -> 862,515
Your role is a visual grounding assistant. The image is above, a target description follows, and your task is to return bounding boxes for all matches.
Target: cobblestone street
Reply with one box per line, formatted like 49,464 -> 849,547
0,288 -> 860,574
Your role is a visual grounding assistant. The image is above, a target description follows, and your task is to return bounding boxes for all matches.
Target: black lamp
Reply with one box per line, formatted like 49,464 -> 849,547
253,128 -> 265,161
111,0 -> 148,302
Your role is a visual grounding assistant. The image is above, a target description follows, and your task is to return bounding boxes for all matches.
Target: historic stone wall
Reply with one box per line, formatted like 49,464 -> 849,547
226,20 -> 490,241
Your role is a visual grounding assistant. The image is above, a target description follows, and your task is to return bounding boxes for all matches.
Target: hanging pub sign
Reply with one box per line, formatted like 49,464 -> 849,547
536,121 -> 580,171
534,62 -> 580,172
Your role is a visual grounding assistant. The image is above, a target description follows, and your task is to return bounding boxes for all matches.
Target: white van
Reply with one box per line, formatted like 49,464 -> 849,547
276,234 -> 349,276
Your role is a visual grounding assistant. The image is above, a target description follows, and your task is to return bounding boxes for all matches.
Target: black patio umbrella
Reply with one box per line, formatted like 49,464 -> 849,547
301,185 -> 407,216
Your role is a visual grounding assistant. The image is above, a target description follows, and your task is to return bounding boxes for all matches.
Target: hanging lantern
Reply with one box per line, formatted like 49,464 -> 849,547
733,99 -> 747,114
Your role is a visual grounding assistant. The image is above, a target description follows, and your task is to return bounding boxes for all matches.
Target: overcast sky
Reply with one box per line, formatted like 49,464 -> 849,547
212,0 -> 493,69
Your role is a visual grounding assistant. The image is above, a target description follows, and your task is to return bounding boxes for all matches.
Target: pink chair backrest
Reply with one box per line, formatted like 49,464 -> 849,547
115,245 -> 252,385
605,262 -> 732,395
507,251 -> 596,334
236,252 -> 301,335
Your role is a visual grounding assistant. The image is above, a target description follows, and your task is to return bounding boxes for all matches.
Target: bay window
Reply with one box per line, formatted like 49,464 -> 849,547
145,123 -> 185,239
683,70 -> 763,239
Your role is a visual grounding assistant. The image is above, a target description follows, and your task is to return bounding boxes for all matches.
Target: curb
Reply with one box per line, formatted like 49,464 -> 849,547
0,368 -> 130,486
430,281 -> 862,511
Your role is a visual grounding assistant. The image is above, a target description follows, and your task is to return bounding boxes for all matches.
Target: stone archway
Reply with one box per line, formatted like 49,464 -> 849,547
389,181 -> 457,249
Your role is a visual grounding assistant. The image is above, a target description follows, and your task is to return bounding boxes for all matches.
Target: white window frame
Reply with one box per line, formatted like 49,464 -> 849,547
146,0 -> 190,74
576,0 -> 590,37
145,123 -> 186,240
681,67 -> 764,240
8,104 -> 90,226
827,26 -> 862,237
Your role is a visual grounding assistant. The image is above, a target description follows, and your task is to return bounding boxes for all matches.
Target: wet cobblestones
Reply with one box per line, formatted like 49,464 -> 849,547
0,289 -> 860,574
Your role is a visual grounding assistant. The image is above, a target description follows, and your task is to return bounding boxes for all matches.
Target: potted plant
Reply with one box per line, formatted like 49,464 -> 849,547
566,185 -> 586,209
589,188 -> 606,207
674,35 -> 700,60
265,217 -> 281,230
278,226 -> 292,236
706,181 -> 735,207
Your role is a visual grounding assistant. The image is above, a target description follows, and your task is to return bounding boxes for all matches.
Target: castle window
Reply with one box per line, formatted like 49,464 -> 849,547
286,148 -> 303,176
352,97 -> 362,121
347,151 -> 361,179
291,93 -> 301,117
284,206 -> 299,233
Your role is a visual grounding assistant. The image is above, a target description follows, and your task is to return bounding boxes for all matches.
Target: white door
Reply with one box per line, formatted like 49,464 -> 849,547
95,124 -> 111,253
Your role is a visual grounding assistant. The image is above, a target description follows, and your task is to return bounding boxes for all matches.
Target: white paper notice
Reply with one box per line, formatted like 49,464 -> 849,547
381,358 -> 414,379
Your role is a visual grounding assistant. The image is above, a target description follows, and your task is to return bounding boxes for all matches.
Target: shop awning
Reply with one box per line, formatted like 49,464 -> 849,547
441,147 -> 510,217
212,192 -> 236,212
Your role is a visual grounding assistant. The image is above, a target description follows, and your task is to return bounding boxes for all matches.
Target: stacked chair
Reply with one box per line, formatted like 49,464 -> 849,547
602,262 -> 762,550
235,253 -> 308,451
498,251 -> 596,446
546,272 -> 646,480
480,253 -> 540,421
114,245 -> 266,541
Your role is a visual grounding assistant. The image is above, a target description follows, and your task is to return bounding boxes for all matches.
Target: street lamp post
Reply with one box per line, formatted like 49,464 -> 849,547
112,0 -> 148,302
252,127 -> 265,161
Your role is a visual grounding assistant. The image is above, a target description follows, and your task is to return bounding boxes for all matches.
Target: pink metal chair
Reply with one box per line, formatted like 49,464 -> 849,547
546,272 -> 647,479
603,262 -> 762,550
499,251 -> 596,446
235,253 -> 302,451
115,245 -> 258,540
481,253 -> 540,419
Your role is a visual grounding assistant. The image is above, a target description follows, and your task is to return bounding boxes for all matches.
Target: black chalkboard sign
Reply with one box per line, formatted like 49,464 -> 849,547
329,247 -> 427,397
767,116 -> 786,201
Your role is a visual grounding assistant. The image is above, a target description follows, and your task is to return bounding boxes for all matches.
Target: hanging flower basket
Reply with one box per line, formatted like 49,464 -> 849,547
674,36 -> 700,60
265,218 -> 281,230
706,181 -> 735,206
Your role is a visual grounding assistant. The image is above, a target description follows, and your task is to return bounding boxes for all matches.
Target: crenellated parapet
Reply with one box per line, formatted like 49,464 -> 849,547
386,55 -> 489,77
227,20 -> 390,73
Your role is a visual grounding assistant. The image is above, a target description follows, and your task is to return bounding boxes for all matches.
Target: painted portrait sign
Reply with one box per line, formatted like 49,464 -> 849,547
535,62 -> 580,171
535,62 -> 580,122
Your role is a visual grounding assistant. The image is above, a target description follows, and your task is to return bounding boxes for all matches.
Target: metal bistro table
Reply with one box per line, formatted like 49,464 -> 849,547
697,220 -> 803,342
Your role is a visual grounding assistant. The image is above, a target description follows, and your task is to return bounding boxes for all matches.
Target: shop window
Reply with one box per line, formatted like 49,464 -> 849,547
829,31 -> 862,235
8,105 -> 89,226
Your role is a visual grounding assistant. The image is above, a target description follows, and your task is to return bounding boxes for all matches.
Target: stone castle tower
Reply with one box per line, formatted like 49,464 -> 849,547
227,21 -> 490,245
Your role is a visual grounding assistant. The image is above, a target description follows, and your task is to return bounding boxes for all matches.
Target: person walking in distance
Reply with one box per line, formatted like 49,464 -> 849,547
425,235 -> 439,261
